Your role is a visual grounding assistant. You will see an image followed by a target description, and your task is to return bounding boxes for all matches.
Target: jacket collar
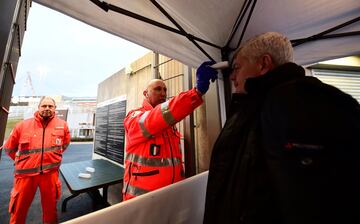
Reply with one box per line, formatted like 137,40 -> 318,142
34,111 -> 55,125
244,62 -> 305,95
142,99 -> 154,110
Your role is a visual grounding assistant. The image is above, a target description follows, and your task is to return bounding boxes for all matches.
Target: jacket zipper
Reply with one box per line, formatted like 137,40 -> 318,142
40,122 -> 47,174
132,169 -> 160,176
16,155 -> 30,163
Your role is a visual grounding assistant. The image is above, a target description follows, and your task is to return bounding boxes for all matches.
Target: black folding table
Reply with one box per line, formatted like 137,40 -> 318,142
60,159 -> 124,212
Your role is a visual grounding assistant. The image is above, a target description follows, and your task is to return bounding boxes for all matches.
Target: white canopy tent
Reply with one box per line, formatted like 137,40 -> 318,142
29,0 -> 360,175
14,2 -> 357,222
33,0 -> 360,67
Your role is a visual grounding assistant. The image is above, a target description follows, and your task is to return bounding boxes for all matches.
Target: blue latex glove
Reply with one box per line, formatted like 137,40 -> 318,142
196,61 -> 218,94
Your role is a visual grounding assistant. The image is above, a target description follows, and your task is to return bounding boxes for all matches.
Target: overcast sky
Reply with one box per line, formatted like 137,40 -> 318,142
14,2 -> 149,97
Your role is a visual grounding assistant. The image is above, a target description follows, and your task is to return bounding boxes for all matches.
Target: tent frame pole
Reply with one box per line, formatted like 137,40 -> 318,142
291,16 -> 360,47
89,0 -> 221,52
149,0 -> 215,61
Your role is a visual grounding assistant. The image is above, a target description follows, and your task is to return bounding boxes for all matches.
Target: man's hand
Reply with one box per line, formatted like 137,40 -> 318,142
196,61 -> 218,94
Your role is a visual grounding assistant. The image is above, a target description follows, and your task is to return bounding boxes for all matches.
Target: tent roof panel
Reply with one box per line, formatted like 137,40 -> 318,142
34,0 -> 360,67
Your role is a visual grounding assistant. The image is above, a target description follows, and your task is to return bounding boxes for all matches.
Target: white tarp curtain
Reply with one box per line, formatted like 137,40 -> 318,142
62,171 -> 208,224
33,0 -> 360,68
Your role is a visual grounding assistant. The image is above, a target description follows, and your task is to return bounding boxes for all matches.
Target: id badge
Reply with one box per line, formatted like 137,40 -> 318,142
150,144 -> 161,156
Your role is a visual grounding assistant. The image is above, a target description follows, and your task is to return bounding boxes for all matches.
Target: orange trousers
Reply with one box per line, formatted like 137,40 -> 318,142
9,170 -> 61,224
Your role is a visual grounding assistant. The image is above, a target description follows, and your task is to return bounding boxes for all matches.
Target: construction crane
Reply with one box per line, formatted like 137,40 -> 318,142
23,71 -> 35,96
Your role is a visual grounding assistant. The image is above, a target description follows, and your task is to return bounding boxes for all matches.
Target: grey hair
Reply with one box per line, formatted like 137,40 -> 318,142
38,96 -> 56,106
234,32 -> 294,66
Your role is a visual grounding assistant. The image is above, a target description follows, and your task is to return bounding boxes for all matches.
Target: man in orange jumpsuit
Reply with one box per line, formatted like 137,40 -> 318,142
2,96 -> 70,224
123,62 -> 218,200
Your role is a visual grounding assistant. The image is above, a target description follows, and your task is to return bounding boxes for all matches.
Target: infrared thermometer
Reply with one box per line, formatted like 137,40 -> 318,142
210,61 -> 229,69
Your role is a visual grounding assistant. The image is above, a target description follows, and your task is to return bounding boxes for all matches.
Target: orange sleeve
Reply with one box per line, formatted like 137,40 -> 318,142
63,122 -> 71,151
124,88 -> 203,146
3,124 -> 21,160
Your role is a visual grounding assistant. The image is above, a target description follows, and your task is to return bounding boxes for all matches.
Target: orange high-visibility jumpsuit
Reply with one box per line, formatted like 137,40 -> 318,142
123,88 -> 203,200
3,111 -> 70,224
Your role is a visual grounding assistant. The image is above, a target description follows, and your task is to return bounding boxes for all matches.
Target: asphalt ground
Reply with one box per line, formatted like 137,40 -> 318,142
0,142 -> 109,224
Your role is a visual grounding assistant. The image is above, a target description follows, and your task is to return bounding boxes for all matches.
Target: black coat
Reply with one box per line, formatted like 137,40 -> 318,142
204,63 -> 360,224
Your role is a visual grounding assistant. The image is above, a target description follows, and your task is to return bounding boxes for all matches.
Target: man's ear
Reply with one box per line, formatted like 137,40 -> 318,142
259,54 -> 274,75
143,90 -> 148,98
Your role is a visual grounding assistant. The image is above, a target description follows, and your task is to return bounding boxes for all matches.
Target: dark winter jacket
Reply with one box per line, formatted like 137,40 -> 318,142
204,63 -> 360,224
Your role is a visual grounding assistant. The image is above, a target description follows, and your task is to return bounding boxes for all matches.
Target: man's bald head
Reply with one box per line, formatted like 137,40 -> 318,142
143,79 -> 167,107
